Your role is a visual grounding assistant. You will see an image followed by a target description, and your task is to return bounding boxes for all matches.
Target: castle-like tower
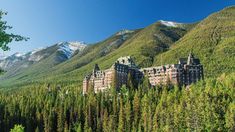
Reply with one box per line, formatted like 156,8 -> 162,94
83,53 -> 204,94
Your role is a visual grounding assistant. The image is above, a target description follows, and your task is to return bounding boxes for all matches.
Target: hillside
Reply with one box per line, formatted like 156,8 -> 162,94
0,21 -> 193,88
0,72 -> 234,131
0,30 -> 139,87
154,6 -> 235,77
4,5 -> 235,89
0,42 -> 86,86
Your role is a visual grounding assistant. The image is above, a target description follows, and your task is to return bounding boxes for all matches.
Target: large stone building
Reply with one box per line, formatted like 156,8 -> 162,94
83,53 -> 203,94
142,53 -> 204,86
83,56 -> 142,94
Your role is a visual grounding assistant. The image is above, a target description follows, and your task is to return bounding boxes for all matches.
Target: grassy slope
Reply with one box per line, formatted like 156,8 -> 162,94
154,6 -> 235,77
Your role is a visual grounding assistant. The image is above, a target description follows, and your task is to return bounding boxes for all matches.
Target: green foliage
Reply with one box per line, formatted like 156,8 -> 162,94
0,11 -> 28,51
0,6 -> 234,132
10,125 -> 24,132
1,6 -> 235,90
0,17 -> 192,88
154,6 -> 235,78
0,73 -> 234,131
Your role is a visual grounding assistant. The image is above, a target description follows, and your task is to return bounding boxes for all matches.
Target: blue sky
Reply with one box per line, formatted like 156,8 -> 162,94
1,0 -> 235,56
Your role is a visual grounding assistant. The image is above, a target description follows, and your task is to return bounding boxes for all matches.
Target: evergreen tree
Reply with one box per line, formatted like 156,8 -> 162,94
75,123 -> 82,132
153,107 -> 159,131
141,94 -> 149,132
117,98 -> 125,132
142,75 -> 150,93
133,92 -> 140,128
125,100 -> 132,131
225,103 -> 235,131
102,109 -> 109,132
57,106 -> 64,132
10,124 -> 24,132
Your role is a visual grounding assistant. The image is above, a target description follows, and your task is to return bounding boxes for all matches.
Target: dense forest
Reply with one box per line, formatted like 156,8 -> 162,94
0,73 -> 234,132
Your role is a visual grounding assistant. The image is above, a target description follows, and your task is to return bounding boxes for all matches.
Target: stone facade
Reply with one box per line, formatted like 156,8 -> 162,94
83,53 -> 204,94
142,53 -> 203,86
83,56 -> 142,94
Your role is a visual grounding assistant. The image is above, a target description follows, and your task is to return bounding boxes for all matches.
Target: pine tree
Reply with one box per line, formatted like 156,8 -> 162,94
225,103 -> 235,131
141,94 -> 149,132
57,106 -> 64,132
84,115 -> 90,132
153,107 -> 159,131
133,92 -> 140,128
10,124 -> 24,132
35,127 -> 40,132
108,115 -> 116,131
43,111 -> 50,132
142,75 -> 150,93
75,123 -> 82,132
102,109 -> 109,132
117,98 -> 125,132
125,100 -> 132,131
64,121 -> 69,132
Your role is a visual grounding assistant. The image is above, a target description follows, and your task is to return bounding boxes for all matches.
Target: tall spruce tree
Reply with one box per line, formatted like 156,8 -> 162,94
118,98 -> 125,132
133,92 -> 140,129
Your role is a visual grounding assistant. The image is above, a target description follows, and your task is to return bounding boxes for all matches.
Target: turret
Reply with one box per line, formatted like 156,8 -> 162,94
93,64 -> 100,72
187,52 -> 195,65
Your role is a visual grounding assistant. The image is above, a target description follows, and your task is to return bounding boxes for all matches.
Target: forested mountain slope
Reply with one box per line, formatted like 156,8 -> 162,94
0,72 -> 234,131
0,21 -> 194,88
154,6 -> 235,77
2,6 -> 235,89
42,21 -> 193,87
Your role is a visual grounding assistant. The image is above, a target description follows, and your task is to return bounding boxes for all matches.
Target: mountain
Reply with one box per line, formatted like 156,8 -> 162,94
0,53 -> 7,61
153,6 -> 235,77
0,42 -> 86,70
0,52 -> 26,70
0,42 -> 86,83
0,20 -> 194,88
2,6 -> 234,89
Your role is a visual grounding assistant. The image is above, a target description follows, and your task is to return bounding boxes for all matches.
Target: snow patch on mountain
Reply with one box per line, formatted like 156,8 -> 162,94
0,41 -> 87,71
57,42 -> 86,59
30,48 -> 45,55
116,30 -> 134,36
159,20 -> 181,27
12,52 -> 27,59
0,52 -> 25,70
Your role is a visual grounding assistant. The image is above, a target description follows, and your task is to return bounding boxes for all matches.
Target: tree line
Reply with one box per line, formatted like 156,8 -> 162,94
0,73 -> 234,132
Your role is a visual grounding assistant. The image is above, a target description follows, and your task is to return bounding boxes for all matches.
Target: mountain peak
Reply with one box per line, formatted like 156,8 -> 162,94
57,41 -> 87,59
159,20 -> 181,27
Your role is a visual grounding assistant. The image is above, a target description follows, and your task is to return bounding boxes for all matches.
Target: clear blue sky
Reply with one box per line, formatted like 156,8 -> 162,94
1,0 -> 235,55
